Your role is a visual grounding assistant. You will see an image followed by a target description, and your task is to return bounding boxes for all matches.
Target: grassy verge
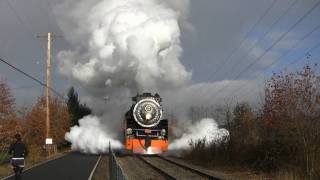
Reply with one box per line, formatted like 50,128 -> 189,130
180,155 -> 304,180
92,155 -> 109,180
0,151 -> 11,178
0,163 -> 12,178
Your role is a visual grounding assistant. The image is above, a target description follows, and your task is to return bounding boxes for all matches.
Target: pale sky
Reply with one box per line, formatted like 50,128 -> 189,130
0,0 -> 319,108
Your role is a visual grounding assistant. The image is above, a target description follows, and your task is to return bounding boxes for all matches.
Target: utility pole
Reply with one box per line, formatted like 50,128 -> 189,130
46,32 -> 51,143
37,32 -> 61,156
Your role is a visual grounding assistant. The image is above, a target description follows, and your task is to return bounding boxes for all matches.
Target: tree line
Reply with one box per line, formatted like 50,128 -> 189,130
185,65 -> 320,179
0,84 -> 91,161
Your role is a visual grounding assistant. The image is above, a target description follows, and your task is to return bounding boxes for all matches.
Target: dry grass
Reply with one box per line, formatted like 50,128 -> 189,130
0,163 -> 12,178
0,151 -> 11,177
92,155 -> 109,180
273,170 -> 304,180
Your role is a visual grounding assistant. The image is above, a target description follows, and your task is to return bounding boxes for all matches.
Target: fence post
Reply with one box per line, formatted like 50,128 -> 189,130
109,141 -> 112,180
108,141 -> 127,180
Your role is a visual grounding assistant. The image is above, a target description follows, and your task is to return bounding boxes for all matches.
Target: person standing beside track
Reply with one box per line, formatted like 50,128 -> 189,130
8,134 -> 28,180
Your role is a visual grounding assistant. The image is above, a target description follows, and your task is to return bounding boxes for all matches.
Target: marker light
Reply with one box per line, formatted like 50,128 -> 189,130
126,128 -> 133,135
161,129 -> 166,136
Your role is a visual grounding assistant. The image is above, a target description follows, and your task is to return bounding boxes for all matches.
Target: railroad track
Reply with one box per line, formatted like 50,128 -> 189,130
137,155 -> 222,180
137,155 -> 176,180
157,155 -> 222,180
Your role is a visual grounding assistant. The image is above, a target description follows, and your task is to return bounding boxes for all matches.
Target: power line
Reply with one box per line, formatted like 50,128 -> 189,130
286,42 -> 320,67
213,0 -> 320,99
234,0 -> 320,80
263,24 -> 320,70
225,0 -> 299,79
0,57 -> 64,99
3,0 -> 48,78
3,1 -> 65,101
232,23 -> 320,93
209,0 -> 278,81
221,23 -> 320,102
4,0 -> 35,37
233,40 -> 320,101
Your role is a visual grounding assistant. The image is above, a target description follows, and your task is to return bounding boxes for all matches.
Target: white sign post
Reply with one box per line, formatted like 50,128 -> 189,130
46,138 -> 53,145
45,138 -> 53,156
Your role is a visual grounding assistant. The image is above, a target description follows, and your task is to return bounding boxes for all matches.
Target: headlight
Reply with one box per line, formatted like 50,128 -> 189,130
126,128 -> 133,135
161,129 -> 166,136
145,113 -> 152,120
133,98 -> 162,127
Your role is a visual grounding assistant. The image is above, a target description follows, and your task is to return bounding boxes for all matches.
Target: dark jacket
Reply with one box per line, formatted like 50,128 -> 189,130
9,141 -> 28,158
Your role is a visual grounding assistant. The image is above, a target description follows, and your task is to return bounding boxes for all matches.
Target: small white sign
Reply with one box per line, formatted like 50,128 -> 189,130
45,138 -> 53,145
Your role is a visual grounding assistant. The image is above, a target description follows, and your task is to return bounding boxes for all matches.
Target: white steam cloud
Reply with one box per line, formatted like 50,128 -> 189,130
54,0 -> 193,153
65,115 -> 122,153
55,0 -> 191,94
169,118 -> 229,150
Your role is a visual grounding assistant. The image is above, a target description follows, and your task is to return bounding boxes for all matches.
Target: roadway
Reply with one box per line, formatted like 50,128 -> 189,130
4,152 -> 99,180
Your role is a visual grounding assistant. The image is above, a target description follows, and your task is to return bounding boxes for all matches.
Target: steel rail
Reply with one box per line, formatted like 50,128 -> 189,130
156,155 -> 222,180
137,155 -> 176,180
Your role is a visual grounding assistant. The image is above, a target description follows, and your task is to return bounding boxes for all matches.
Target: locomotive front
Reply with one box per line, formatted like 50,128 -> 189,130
124,93 -> 168,154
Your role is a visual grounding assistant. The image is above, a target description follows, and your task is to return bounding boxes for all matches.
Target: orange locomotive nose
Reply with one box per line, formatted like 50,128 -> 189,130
126,138 -> 168,154
145,129 -> 152,134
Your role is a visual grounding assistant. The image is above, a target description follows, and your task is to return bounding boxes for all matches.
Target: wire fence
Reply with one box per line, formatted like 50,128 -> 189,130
109,142 -> 127,180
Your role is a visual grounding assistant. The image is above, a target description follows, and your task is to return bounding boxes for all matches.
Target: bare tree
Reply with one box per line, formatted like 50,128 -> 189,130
263,65 -> 320,178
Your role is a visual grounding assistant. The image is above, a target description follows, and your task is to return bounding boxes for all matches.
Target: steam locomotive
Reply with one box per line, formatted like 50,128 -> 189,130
124,93 -> 168,154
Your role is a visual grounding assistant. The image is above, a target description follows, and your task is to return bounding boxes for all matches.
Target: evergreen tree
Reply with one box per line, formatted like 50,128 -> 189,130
67,87 -> 92,126
79,104 -> 92,119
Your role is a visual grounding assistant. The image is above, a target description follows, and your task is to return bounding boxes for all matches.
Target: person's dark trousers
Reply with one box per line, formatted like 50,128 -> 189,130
13,166 -> 23,180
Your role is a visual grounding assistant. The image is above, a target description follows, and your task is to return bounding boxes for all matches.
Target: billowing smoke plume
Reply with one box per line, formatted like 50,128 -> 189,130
55,0 -> 191,95
65,115 -> 122,153
169,118 -> 229,150
54,0 -> 194,153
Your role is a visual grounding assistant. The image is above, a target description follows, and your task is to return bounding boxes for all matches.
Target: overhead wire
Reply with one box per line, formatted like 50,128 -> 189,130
224,24 -> 320,102
3,0 -> 64,99
3,0 -> 46,80
225,0 -> 300,79
0,57 -> 64,99
212,0 -> 320,100
209,0 -> 278,81
4,0 -> 35,37
286,42 -> 320,67
233,0 -> 320,80
235,40 -> 320,101
259,23 -> 320,72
